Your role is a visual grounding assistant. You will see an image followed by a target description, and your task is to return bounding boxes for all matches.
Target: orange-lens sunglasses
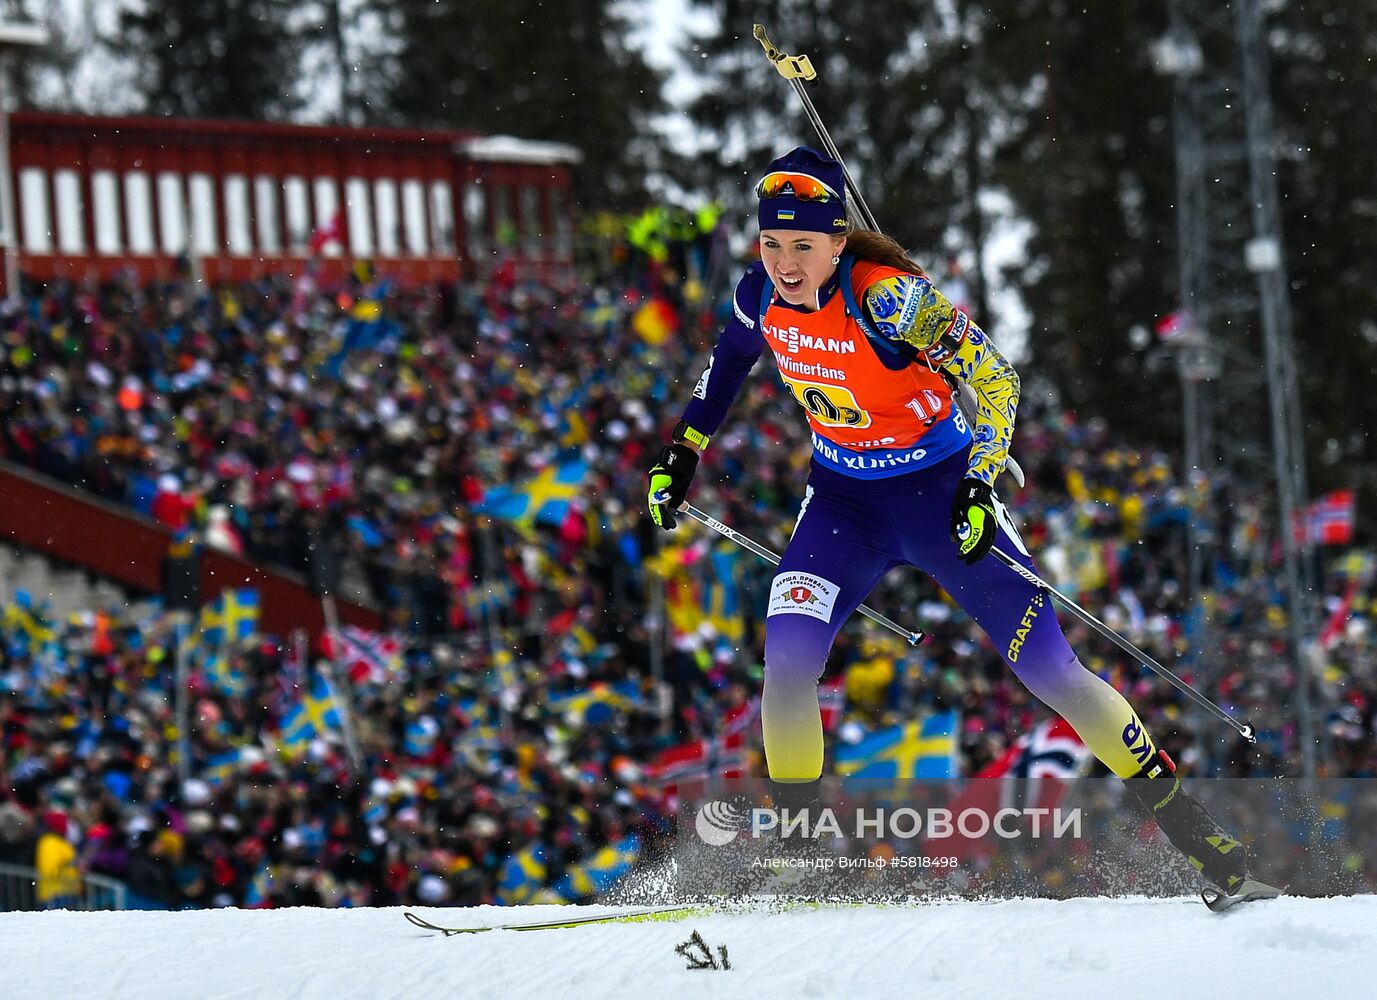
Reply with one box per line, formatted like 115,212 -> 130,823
754,171 -> 840,202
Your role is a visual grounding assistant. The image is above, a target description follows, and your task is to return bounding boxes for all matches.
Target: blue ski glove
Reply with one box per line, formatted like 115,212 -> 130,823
950,477 -> 997,564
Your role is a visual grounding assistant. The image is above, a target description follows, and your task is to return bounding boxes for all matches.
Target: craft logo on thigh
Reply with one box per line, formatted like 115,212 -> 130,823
1122,717 -> 1155,765
1005,592 -> 1046,663
768,571 -> 839,622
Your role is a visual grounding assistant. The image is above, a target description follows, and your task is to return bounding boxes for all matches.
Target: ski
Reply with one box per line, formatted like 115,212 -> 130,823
1201,878 -> 1284,913
404,904 -> 703,936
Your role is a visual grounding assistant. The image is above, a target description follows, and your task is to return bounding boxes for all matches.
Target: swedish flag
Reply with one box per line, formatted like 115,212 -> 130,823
198,589 -> 260,647
704,545 -> 745,643
553,834 -> 640,900
497,844 -> 547,904
243,862 -> 275,908
4,591 -> 56,651
202,650 -> 249,698
280,674 -> 342,747
464,580 -> 514,619
835,710 -> 960,782
477,459 -> 587,527
547,681 -> 642,725
202,749 -> 242,785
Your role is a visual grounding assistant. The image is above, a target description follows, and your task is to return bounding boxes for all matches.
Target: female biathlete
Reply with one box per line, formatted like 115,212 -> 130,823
647,146 -> 1273,905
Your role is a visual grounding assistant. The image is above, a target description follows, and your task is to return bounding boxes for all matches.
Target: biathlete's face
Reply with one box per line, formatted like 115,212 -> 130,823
759,230 -> 846,310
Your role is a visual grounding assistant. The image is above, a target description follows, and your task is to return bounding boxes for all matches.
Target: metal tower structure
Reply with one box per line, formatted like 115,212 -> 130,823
1158,0 -> 1318,777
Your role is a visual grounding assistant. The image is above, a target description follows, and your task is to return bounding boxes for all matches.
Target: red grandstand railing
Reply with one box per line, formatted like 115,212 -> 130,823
2,112 -> 580,290
0,460 -> 382,637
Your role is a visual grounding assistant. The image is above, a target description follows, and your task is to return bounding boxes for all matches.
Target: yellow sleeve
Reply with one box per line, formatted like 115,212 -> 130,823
935,324 -> 1020,487
856,266 -> 1019,485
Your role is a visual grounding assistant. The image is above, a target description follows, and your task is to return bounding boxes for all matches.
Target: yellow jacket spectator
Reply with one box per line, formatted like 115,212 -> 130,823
845,655 -> 896,712
35,812 -> 82,908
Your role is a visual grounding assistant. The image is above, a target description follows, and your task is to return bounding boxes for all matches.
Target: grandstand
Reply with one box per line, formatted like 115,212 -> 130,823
2,112 -> 579,291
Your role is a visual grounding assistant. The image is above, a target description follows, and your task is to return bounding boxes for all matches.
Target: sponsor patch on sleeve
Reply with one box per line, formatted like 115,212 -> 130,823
927,309 -> 971,362
767,571 -> 840,623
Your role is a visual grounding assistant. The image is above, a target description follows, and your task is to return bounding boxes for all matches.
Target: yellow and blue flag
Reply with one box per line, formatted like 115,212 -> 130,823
4,591 -> 57,652
202,650 -> 249,698
463,580 -> 514,619
704,545 -> 745,643
198,589 -> 260,647
547,680 -> 642,725
178,590 -> 258,696
553,834 -> 640,900
243,862 -> 276,908
279,674 -> 342,747
477,459 -> 587,527
835,710 -> 960,782
497,844 -> 548,904
202,749 -> 243,785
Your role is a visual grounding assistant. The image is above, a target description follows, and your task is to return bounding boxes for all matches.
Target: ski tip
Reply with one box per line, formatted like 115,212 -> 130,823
404,911 -> 479,936
404,911 -> 439,932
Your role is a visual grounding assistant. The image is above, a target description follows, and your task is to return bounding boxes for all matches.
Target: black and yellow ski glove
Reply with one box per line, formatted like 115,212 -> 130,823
647,422 -> 708,530
950,477 -> 997,564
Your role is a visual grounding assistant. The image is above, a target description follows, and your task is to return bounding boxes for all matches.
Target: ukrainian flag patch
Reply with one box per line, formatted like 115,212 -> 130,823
778,209 -> 795,220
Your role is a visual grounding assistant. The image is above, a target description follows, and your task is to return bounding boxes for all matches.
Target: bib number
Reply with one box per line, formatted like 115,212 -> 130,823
780,376 -> 872,429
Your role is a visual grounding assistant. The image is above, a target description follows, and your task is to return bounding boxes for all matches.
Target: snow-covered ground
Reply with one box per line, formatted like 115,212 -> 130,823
2,896 -> 1374,999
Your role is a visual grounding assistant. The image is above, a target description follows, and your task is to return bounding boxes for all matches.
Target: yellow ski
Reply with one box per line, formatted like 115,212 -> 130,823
404,905 -> 703,936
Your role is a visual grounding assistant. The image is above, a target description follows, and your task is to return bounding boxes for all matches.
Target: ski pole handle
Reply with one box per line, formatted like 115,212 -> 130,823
753,24 -> 817,81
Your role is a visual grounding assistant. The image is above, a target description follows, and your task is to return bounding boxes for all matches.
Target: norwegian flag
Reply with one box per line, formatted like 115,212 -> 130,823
723,697 -> 760,740
716,731 -> 747,780
646,739 -> 710,786
336,625 -> 403,684
1294,490 -> 1356,547
818,675 -> 846,733
645,731 -> 747,799
931,717 -> 1094,861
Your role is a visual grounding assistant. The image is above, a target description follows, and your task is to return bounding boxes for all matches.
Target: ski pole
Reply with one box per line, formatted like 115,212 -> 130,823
990,546 -> 1257,742
657,494 -> 925,647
